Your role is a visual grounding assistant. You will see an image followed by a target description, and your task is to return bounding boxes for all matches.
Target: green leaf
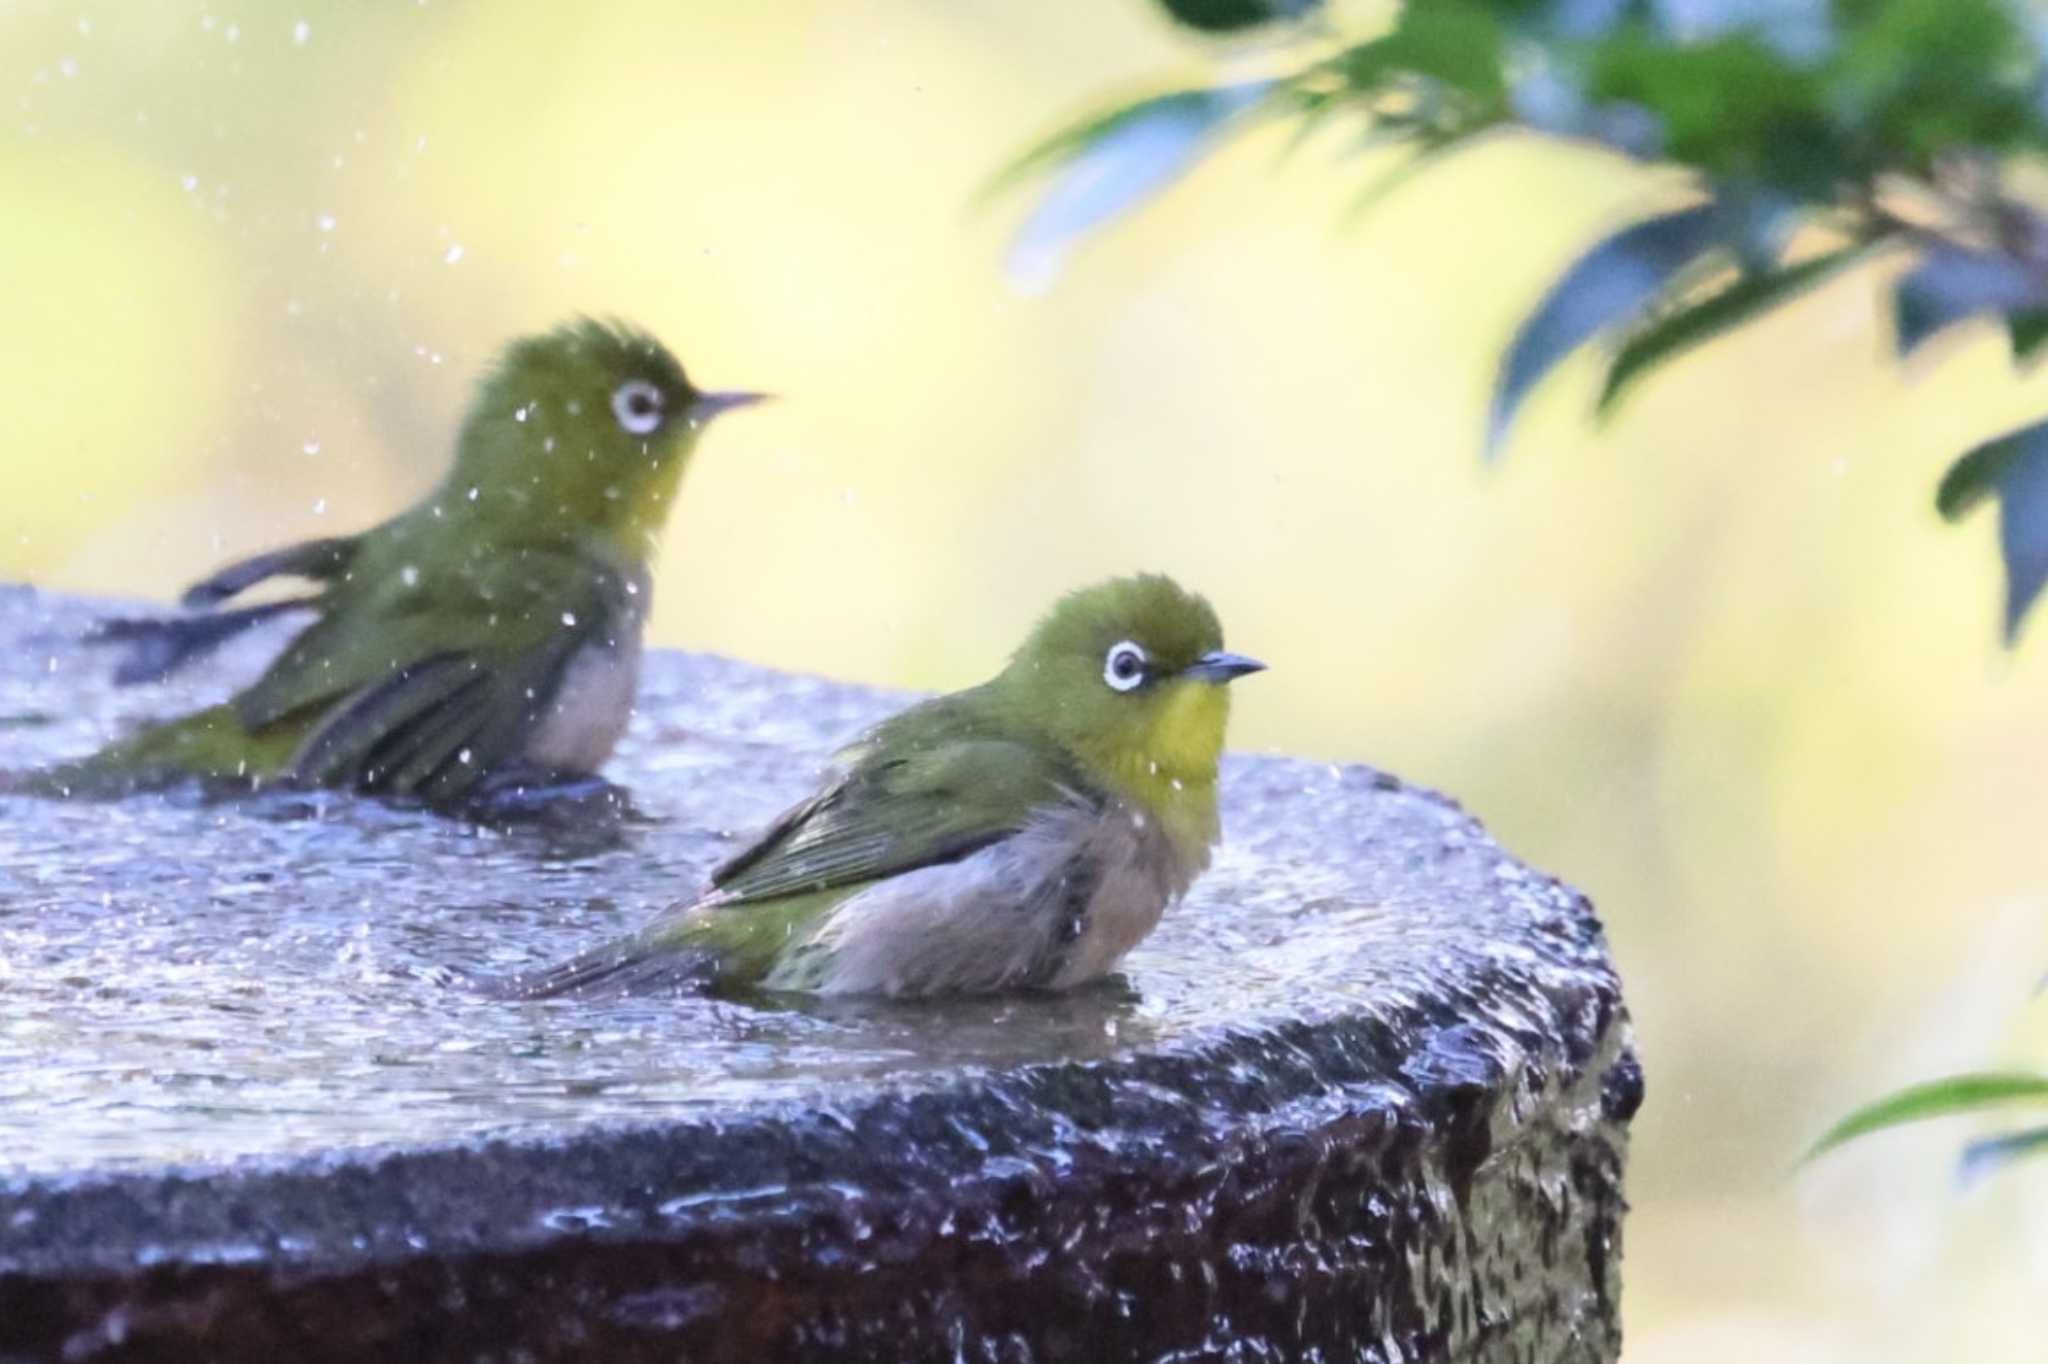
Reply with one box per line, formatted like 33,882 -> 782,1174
1830,0 -> 2040,170
1936,437 -> 2025,521
1960,1124 -> 2048,1185
1579,29 -> 1842,194
2007,308 -> 2048,363
1315,1 -> 1512,127
1488,202 -> 1725,457
1804,1071 -> 2048,1165
1596,242 -> 1870,417
1895,246 -> 2048,356
1362,1 -> 1508,106
1936,417 -> 2048,639
994,82 -> 1270,289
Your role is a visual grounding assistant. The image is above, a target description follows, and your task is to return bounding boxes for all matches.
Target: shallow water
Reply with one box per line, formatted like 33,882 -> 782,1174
0,585 -> 1583,1176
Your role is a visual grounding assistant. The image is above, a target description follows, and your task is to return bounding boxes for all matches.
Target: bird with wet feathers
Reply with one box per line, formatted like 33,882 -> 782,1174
497,573 -> 1264,999
27,318 -> 764,812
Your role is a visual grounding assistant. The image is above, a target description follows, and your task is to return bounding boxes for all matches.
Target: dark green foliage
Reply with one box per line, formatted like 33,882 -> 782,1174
2007,308 -> 2048,362
1004,0 -> 2048,645
1154,0 -> 1321,33
1598,243 -> 1872,415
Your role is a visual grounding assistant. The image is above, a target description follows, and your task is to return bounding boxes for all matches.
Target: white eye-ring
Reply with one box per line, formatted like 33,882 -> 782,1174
1103,640 -> 1148,692
610,379 -> 665,436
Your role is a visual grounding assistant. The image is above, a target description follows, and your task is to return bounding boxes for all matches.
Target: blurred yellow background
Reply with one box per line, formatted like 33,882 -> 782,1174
5,2 -> 2047,1357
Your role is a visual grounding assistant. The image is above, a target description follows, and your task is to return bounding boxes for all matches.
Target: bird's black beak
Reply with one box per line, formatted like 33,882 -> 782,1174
1180,650 -> 1266,684
687,390 -> 771,426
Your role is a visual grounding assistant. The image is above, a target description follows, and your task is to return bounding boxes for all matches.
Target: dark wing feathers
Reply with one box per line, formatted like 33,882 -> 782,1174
285,654 -> 490,793
251,547 -> 637,804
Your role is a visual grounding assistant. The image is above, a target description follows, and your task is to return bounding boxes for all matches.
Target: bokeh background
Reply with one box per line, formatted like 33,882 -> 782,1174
5,1 -> 2047,1357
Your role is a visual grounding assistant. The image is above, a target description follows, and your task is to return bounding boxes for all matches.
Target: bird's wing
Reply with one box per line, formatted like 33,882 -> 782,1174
493,732 -> 1089,999
709,724 -> 1090,904
233,544 -> 640,802
93,536 -> 359,685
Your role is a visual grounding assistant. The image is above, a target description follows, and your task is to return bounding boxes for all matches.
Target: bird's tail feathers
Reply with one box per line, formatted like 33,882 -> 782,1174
476,932 -> 719,1000
93,599 -> 317,686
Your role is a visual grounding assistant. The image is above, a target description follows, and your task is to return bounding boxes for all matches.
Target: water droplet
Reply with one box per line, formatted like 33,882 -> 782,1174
302,440 -> 321,455
311,498 -> 327,515
56,57 -> 77,79
316,213 -> 335,232
180,174 -> 198,192
560,612 -> 577,627
466,486 -> 479,501
401,565 -> 420,587
442,243 -> 464,265
513,405 -> 529,423
224,22 -> 239,42
292,20 -> 311,45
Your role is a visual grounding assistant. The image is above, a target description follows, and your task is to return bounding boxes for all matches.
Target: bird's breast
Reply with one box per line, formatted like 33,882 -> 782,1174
1045,801 -> 1190,989
522,632 -> 644,775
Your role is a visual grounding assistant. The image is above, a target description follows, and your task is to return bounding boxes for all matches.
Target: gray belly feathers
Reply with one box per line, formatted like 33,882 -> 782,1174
520,558 -> 649,775
522,632 -> 643,774
765,795 -> 1196,998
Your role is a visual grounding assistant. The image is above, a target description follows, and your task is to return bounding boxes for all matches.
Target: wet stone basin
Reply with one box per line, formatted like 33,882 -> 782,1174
0,584 -> 1639,1362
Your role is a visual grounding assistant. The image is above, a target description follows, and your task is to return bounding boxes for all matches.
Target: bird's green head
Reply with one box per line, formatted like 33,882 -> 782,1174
442,318 -> 764,556
998,574 -> 1263,812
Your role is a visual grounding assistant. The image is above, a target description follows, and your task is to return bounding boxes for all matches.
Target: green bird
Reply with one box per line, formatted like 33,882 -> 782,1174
501,574 -> 1264,999
33,318 -> 763,810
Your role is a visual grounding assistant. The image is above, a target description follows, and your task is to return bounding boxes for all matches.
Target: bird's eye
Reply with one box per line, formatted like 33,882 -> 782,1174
1103,640 -> 1148,692
610,379 -> 665,436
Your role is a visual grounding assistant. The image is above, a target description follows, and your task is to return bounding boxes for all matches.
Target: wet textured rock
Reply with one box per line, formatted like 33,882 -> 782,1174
0,584 -> 1639,1362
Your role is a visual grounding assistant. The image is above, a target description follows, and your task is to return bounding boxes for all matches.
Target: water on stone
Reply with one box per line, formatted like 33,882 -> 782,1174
0,585 -> 1584,1177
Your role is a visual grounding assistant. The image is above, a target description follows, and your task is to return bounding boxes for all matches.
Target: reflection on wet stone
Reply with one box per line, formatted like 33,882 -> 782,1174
0,586 -> 1639,1361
